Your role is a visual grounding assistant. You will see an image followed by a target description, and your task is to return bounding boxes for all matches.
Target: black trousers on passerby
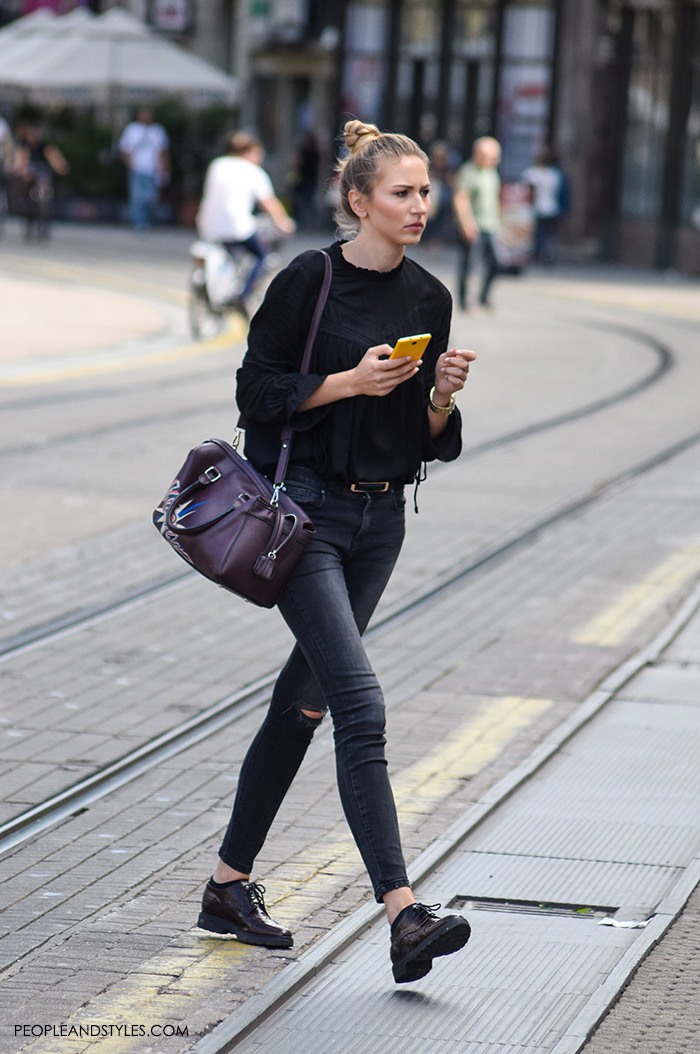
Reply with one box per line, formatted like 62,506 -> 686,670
534,215 -> 558,264
456,231 -> 499,309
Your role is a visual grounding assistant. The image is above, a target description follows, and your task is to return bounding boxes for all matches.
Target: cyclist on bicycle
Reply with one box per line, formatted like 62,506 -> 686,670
196,131 -> 295,313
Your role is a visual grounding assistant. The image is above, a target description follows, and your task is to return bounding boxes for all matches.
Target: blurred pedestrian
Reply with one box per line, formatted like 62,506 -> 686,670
196,118 -> 475,984
288,131 -> 320,226
118,107 -> 170,231
521,148 -> 569,264
196,131 -> 295,314
0,116 -> 14,233
0,115 -> 11,160
453,136 -> 501,310
14,122 -> 69,242
424,139 -> 458,243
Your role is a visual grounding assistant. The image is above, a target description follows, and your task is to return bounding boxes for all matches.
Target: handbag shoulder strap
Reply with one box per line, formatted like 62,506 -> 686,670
272,249 -> 332,493
299,249 -> 332,375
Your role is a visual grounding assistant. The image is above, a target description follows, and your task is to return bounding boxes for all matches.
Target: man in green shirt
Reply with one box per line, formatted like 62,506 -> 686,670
453,136 -> 501,310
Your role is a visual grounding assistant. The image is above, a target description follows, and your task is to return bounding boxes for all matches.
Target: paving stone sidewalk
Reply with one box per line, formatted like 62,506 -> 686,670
3,436 -> 699,1054
219,571 -> 700,1054
1,300 -> 697,828
2,225 -> 700,1052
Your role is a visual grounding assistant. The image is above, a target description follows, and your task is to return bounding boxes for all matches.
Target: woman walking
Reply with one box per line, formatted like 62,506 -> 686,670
197,120 -> 476,983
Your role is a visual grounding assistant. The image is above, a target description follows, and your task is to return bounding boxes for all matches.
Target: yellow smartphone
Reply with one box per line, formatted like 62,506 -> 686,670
389,333 -> 432,360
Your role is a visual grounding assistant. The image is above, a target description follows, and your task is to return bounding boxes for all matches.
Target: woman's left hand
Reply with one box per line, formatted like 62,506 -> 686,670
433,347 -> 476,399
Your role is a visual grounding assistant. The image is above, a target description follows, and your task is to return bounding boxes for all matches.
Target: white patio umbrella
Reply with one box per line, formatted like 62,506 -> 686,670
0,7 -> 57,54
0,9 -> 93,81
0,8 -> 237,105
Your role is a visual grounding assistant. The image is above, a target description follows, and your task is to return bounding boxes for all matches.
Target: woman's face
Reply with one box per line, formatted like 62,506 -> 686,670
352,154 -> 430,246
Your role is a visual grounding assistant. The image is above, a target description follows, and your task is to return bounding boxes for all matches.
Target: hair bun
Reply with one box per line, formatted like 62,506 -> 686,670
344,120 -> 381,155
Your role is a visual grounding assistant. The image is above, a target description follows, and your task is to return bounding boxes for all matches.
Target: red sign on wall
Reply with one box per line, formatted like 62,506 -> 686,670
147,0 -> 194,34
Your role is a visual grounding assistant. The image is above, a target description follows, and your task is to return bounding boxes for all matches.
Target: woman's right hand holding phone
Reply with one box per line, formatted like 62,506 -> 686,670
298,345 -> 419,412
350,344 -> 419,397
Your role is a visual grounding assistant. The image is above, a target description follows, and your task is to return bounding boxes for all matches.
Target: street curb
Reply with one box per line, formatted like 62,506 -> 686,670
192,576 -> 700,1053
550,855 -> 700,1054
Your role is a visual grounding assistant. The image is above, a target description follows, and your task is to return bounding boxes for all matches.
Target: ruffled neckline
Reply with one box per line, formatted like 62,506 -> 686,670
331,240 -> 405,279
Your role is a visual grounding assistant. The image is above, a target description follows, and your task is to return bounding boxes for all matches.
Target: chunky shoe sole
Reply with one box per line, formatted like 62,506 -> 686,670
197,911 -> 293,948
392,916 -> 471,983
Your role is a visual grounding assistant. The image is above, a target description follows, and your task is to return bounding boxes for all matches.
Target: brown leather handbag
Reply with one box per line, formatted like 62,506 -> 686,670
152,251 -> 331,608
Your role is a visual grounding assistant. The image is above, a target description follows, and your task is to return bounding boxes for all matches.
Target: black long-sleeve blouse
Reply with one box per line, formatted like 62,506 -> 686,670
236,240 -> 462,483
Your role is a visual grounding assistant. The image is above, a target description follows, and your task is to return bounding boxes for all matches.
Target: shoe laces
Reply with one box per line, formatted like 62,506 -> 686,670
245,881 -> 269,914
412,902 -> 441,922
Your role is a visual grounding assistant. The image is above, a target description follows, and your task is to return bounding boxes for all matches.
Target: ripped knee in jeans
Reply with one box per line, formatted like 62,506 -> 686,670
284,699 -> 327,733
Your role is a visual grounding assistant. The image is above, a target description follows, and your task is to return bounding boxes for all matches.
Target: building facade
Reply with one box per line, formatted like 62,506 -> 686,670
235,0 -> 700,272
1,0 -> 698,270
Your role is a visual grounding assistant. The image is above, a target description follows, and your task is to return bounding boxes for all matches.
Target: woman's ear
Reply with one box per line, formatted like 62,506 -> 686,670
348,188 -> 367,219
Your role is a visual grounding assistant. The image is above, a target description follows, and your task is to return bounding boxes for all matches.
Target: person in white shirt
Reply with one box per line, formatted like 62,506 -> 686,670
521,149 -> 569,264
119,107 -> 170,231
196,131 -> 295,309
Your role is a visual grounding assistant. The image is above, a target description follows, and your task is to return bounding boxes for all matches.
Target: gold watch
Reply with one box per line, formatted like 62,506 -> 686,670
429,386 -> 456,415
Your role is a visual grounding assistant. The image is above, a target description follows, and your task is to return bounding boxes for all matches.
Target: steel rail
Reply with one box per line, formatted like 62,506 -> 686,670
1,417 -> 700,858
0,320 -> 671,458
0,322 -> 674,660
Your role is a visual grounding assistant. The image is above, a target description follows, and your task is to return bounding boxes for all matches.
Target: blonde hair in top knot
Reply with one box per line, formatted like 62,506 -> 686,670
335,120 -> 429,236
344,120 -> 382,155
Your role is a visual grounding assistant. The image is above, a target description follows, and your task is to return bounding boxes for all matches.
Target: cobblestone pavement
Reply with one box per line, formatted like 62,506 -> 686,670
584,886 -> 700,1053
1,220 -> 700,1052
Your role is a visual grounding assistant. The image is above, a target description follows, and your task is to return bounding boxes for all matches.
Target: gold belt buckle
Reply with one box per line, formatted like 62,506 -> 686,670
350,481 -> 390,493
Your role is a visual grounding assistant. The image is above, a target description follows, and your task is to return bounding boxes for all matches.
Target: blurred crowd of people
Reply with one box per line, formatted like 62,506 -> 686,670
0,101 -> 571,317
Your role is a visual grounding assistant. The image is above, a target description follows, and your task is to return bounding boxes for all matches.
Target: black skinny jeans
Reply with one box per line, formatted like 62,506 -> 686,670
219,466 -> 411,902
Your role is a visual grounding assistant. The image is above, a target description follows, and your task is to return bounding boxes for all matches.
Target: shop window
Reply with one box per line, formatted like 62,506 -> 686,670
497,4 -> 555,180
392,0 -> 441,141
680,47 -> 700,225
401,0 -> 441,50
455,1 -> 496,59
343,1 -> 389,121
449,2 -> 497,156
448,52 -> 495,156
620,7 -> 674,218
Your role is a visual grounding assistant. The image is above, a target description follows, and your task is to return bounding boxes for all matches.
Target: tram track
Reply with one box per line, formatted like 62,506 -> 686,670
0,320 -> 675,659
2,242 -> 698,1049
0,360 -> 238,415
2,413 -> 700,861
0,319 -> 671,460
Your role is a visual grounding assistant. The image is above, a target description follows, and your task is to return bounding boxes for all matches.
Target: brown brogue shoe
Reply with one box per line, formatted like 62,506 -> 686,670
197,880 -> 293,948
390,902 -> 471,983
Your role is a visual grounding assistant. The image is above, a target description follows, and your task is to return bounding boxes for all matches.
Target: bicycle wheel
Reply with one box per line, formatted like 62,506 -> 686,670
188,285 -> 225,341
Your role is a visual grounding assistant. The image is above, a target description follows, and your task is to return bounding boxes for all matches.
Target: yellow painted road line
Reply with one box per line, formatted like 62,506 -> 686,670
0,255 -> 188,305
0,322 -> 246,388
394,694 -> 552,803
19,695 -> 552,1051
268,694 -> 553,907
0,254 -> 246,387
575,546 -> 700,647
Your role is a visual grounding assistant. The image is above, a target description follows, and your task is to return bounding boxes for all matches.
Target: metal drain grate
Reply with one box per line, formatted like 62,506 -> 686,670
451,895 -> 618,919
